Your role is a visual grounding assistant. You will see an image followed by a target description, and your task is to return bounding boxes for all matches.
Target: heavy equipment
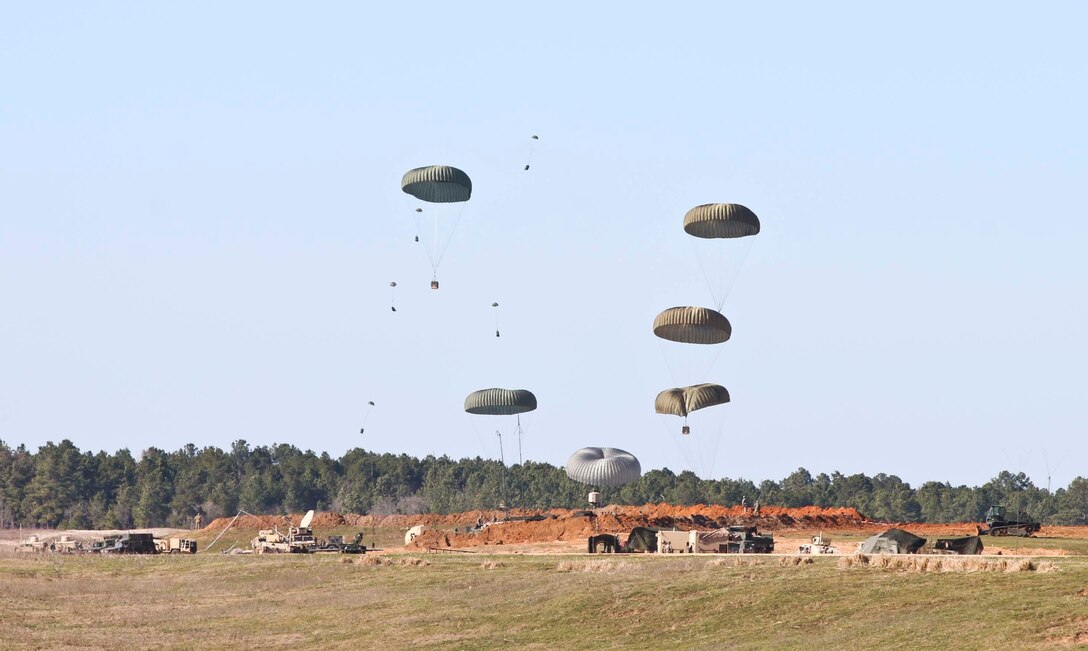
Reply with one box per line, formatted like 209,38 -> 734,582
979,505 -> 1041,537
252,510 -> 318,553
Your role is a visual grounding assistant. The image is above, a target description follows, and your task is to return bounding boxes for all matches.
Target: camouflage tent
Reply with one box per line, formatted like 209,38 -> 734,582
624,527 -> 659,553
934,536 -> 984,555
859,528 -> 927,554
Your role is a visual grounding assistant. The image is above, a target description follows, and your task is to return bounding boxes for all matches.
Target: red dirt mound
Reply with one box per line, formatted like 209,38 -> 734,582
204,505 -> 1088,550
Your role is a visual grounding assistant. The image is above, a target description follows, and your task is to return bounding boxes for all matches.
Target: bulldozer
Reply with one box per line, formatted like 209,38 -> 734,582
978,505 -> 1041,537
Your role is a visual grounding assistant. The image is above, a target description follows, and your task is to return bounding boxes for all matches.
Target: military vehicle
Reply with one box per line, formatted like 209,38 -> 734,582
719,526 -> 774,553
799,533 -> 838,554
313,532 -> 369,554
156,537 -> 198,554
95,533 -> 158,554
15,535 -> 49,553
251,510 -> 320,554
979,505 -> 1041,537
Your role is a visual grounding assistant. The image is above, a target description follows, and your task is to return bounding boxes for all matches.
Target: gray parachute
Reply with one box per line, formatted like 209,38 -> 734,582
401,165 -> 472,203
683,203 -> 760,239
655,384 -> 731,417
464,388 -> 537,416
565,447 -> 641,487
653,306 -> 732,345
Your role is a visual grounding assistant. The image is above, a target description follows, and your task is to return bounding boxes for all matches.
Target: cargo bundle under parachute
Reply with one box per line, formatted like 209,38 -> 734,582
401,165 -> 472,290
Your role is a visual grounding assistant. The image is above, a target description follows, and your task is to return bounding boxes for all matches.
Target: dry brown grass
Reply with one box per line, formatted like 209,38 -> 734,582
2,553 -> 1086,649
777,555 -> 815,566
555,559 -> 639,573
836,554 -> 1061,573
703,557 -> 767,568
355,554 -> 429,567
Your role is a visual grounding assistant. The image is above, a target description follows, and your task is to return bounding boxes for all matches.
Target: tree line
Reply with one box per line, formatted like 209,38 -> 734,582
1,439 -> 1086,529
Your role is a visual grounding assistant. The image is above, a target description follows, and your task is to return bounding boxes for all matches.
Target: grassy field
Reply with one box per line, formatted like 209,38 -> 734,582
1,551 -> 1086,650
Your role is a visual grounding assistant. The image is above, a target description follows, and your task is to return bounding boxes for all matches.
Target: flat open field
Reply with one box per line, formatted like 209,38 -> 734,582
1,552 -> 1087,650
5,506 -> 1088,649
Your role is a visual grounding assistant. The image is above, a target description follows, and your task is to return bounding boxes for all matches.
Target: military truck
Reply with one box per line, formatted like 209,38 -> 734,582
97,533 -> 158,554
979,506 -> 1041,537
313,533 -> 369,554
718,526 -> 774,553
156,537 -> 198,554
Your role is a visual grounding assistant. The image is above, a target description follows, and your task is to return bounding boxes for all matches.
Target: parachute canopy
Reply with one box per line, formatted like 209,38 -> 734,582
464,388 -> 537,416
655,383 -> 730,417
653,306 -> 732,345
401,165 -> 472,203
566,447 -> 641,487
683,203 -> 760,239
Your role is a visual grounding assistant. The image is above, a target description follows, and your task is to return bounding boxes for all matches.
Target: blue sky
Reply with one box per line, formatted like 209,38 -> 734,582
1,3 -> 1085,488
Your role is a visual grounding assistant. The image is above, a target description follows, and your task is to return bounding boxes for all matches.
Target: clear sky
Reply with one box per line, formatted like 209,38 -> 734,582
1,3 -> 1085,488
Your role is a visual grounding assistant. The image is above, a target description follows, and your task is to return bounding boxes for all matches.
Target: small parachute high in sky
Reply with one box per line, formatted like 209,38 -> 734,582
492,302 -> 500,337
360,400 -> 376,435
566,447 -> 641,487
389,282 -> 398,312
524,134 -> 539,171
401,165 -> 472,289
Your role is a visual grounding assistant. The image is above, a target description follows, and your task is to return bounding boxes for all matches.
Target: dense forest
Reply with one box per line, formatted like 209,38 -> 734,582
1,439 -> 1086,529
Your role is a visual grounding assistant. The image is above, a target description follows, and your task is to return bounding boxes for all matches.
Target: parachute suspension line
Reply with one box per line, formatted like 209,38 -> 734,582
516,413 -> 523,465
656,338 -> 727,387
697,239 -> 726,312
690,235 -> 755,312
719,237 -> 755,312
416,206 -> 438,274
659,415 -> 700,478
496,429 -> 509,518
433,200 -> 468,271
524,135 -> 538,171
433,204 -> 440,276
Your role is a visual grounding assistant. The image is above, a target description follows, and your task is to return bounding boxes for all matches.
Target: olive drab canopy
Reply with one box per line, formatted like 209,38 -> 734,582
859,529 -> 928,554
464,388 -> 538,416
565,447 -> 642,487
683,203 -> 760,239
401,165 -> 472,203
653,306 -> 732,345
655,383 -> 731,417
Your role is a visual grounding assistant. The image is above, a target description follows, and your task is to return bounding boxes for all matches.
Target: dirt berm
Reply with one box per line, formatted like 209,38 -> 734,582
204,504 -> 878,547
